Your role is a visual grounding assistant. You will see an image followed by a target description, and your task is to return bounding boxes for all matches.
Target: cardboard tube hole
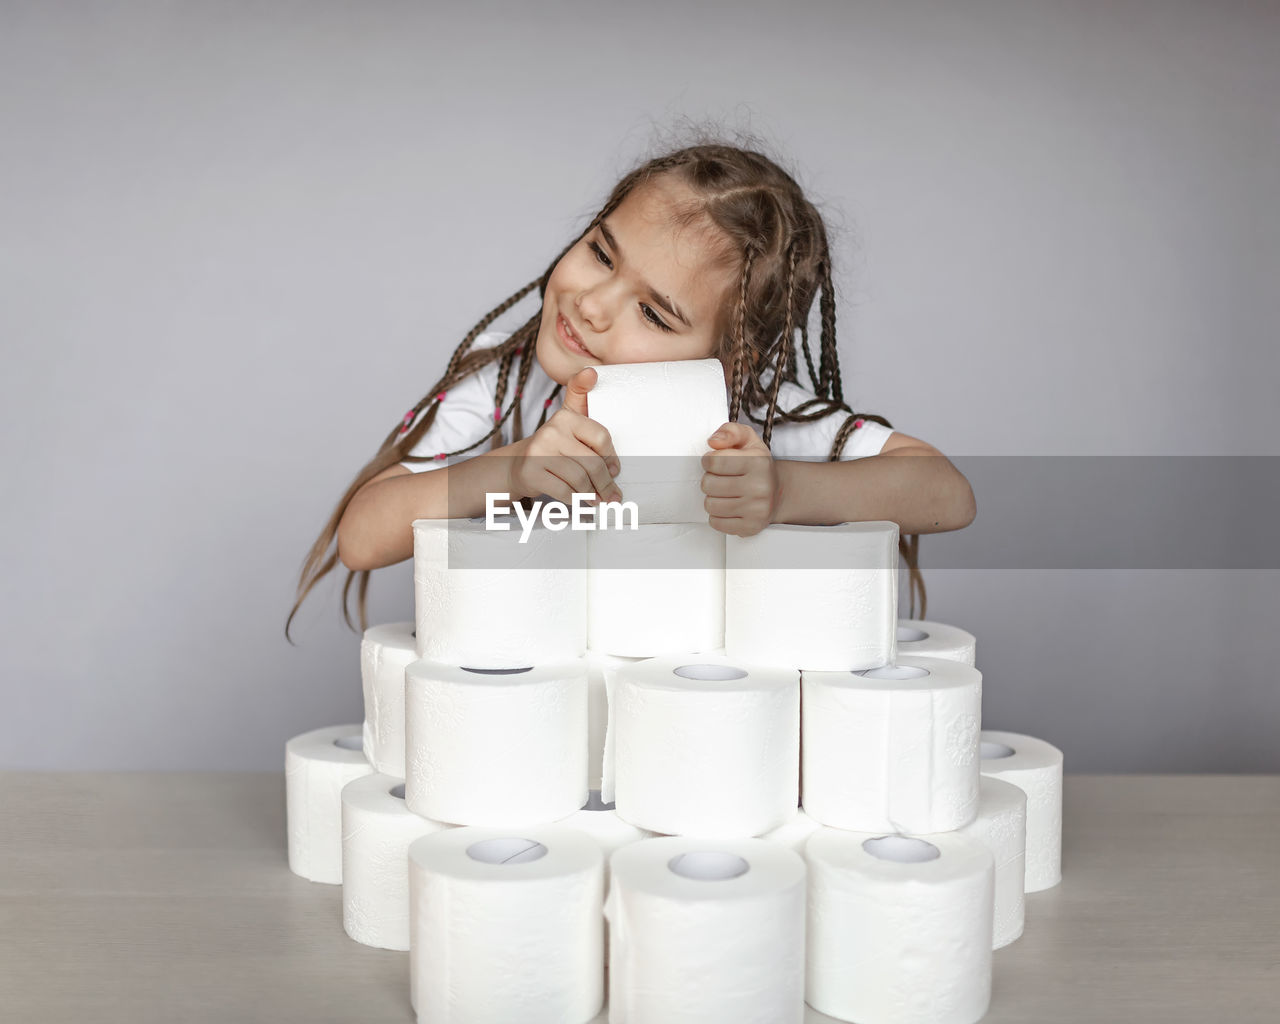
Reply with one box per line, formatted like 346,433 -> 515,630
333,735 -> 363,752
466,838 -> 548,865
862,836 -> 941,863
857,665 -> 930,681
674,664 -> 748,681
897,626 -> 929,643
461,666 -> 534,675
389,784 -> 406,800
982,741 -> 1017,759
668,852 -> 750,880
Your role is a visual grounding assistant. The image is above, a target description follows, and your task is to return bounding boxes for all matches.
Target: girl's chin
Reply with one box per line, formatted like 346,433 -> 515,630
532,333 -> 572,386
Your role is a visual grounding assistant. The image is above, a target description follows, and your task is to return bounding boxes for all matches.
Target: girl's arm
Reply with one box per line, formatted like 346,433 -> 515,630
703,425 -> 975,536
772,431 -> 976,534
338,369 -> 620,572
337,444 -> 525,572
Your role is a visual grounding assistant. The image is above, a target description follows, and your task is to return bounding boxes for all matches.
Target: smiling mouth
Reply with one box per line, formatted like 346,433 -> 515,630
557,314 -> 595,357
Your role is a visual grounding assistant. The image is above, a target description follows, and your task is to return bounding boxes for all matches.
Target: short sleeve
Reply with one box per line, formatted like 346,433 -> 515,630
837,418 -> 893,460
399,365 -> 498,473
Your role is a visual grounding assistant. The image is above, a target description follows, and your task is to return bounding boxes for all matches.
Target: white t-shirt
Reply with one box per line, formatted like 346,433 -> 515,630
398,331 -> 892,471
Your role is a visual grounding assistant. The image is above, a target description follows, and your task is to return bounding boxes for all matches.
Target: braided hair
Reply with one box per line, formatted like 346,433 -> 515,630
286,142 -> 926,642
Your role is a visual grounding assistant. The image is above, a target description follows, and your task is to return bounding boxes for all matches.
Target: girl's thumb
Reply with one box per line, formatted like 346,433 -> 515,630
564,367 -> 597,416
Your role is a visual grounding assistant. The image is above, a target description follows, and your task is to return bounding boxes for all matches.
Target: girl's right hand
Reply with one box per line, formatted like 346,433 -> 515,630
508,368 -> 623,504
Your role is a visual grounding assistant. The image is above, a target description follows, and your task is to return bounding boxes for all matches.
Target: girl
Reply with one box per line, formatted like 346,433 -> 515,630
285,141 -> 975,642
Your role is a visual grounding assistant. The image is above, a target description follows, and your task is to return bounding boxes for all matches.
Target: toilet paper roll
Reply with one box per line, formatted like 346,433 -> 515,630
922,776 -> 1027,949
360,622 -> 417,778
409,825 -> 604,1024
588,359 -> 729,524
897,618 -> 977,667
586,522 -> 725,657
613,653 -> 799,837
803,656 -> 982,833
594,652 -> 649,805
725,522 -> 899,670
805,829 -> 994,1024
980,730 -> 1064,892
759,809 -> 822,854
404,660 -> 588,826
284,725 -> 373,884
412,517 -> 586,669
341,773 -> 451,950
606,836 -> 806,1024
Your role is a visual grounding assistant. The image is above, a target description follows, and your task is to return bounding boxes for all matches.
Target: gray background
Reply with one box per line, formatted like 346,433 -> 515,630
3,0 -> 1276,771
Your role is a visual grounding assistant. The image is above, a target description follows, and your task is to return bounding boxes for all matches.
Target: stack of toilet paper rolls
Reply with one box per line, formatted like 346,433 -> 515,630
283,358 -> 1065,1024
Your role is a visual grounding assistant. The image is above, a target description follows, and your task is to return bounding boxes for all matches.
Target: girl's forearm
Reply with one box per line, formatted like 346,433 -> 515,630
772,450 -> 977,534
338,442 -> 525,571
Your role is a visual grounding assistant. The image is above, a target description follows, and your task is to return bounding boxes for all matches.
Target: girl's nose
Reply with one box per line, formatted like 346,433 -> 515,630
576,282 -> 616,333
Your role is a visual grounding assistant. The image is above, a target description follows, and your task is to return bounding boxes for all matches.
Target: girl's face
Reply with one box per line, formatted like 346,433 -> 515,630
535,180 -> 737,386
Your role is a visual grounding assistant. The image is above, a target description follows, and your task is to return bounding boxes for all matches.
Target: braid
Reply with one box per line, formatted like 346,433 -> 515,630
817,258 -> 839,400
510,332 -> 541,441
761,243 -> 797,448
389,280 -> 543,467
399,314 -> 543,468
448,280 -> 540,380
537,382 -> 563,429
798,319 -> 820,392
830,408 -> 861,456
491,339 -> 519,449
904,534 -> 925,618
727,247 -> 756,424
829,408 -> 928,619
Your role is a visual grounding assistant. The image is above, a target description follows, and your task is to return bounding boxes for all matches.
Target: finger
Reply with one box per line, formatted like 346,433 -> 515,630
570,418 -> 620,478
707,514 -> 749,537
544,455 -> 594,500
707,422 -> 761,449
700,473 -> 741,498
704,495 -> 744,518
534,469 -> 574,507
563,367 -> 598,418
701,450 -> 752,475
564,439 -> 620,501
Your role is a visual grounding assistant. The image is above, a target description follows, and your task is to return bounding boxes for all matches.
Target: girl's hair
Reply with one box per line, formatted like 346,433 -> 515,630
285,141 -> 926,643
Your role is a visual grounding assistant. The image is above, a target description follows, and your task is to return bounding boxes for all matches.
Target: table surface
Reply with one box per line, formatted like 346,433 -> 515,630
2,773 -> 1278,1023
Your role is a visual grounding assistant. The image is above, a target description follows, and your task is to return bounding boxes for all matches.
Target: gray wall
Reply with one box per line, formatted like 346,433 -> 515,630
3,0 -> 1276,771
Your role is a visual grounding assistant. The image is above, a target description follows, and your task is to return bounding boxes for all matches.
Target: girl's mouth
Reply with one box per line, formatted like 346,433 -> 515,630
557,314 -> 594,357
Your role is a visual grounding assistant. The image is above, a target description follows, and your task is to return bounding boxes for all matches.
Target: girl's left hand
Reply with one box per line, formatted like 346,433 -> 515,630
700,422 -> 779,537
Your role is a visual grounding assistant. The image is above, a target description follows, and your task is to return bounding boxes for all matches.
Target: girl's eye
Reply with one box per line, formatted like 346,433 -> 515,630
589,240 -> 674,333
641,304 -> 674,333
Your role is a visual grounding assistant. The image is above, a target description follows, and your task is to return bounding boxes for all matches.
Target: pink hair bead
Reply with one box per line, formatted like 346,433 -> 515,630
544,398 -> 553,409
399,410 -> 414,434
436,391 -> 447,401
435,453 -> 447,461
493,407 -> 502,421
853,418 -> 865,429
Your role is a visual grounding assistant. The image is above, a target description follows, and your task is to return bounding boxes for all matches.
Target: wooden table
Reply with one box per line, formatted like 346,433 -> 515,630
2,773 -> 1277,1022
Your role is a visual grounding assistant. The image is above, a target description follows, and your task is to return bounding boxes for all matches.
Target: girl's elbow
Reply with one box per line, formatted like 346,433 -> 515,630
336,519 -> 373,573
930,483 -> 976,533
